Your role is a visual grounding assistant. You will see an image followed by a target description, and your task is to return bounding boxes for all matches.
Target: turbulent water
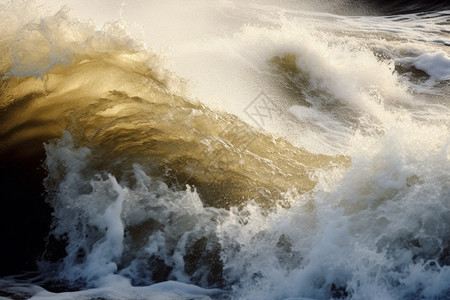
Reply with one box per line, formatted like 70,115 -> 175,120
0,0 -> 449,299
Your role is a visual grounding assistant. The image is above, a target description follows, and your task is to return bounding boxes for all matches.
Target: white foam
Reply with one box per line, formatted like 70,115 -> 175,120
30,278 -> 222,300
400,52 -> 450,82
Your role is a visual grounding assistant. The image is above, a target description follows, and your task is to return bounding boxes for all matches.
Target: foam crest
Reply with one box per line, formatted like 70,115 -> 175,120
398,52 -> 450,83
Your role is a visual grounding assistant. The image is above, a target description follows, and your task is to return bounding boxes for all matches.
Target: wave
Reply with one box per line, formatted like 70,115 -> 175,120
0,1 -> 345,279
0,27 -> 345,206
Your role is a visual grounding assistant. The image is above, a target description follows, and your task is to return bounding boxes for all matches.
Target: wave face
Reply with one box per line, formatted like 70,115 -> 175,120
1,1 -> 450,299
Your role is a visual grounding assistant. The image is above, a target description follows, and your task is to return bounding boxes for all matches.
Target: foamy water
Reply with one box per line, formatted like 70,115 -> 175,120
0,1 -> 449,299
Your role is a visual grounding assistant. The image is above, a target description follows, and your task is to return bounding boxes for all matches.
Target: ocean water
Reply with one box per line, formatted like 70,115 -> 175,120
0,0 -> 449,299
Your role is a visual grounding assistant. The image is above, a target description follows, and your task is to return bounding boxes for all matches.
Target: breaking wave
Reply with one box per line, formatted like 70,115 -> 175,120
0,1 -> 449,299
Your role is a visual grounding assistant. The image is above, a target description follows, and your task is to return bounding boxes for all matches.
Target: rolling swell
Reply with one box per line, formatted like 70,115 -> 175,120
371,0 -> 450,15
282,0 -> 450,16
